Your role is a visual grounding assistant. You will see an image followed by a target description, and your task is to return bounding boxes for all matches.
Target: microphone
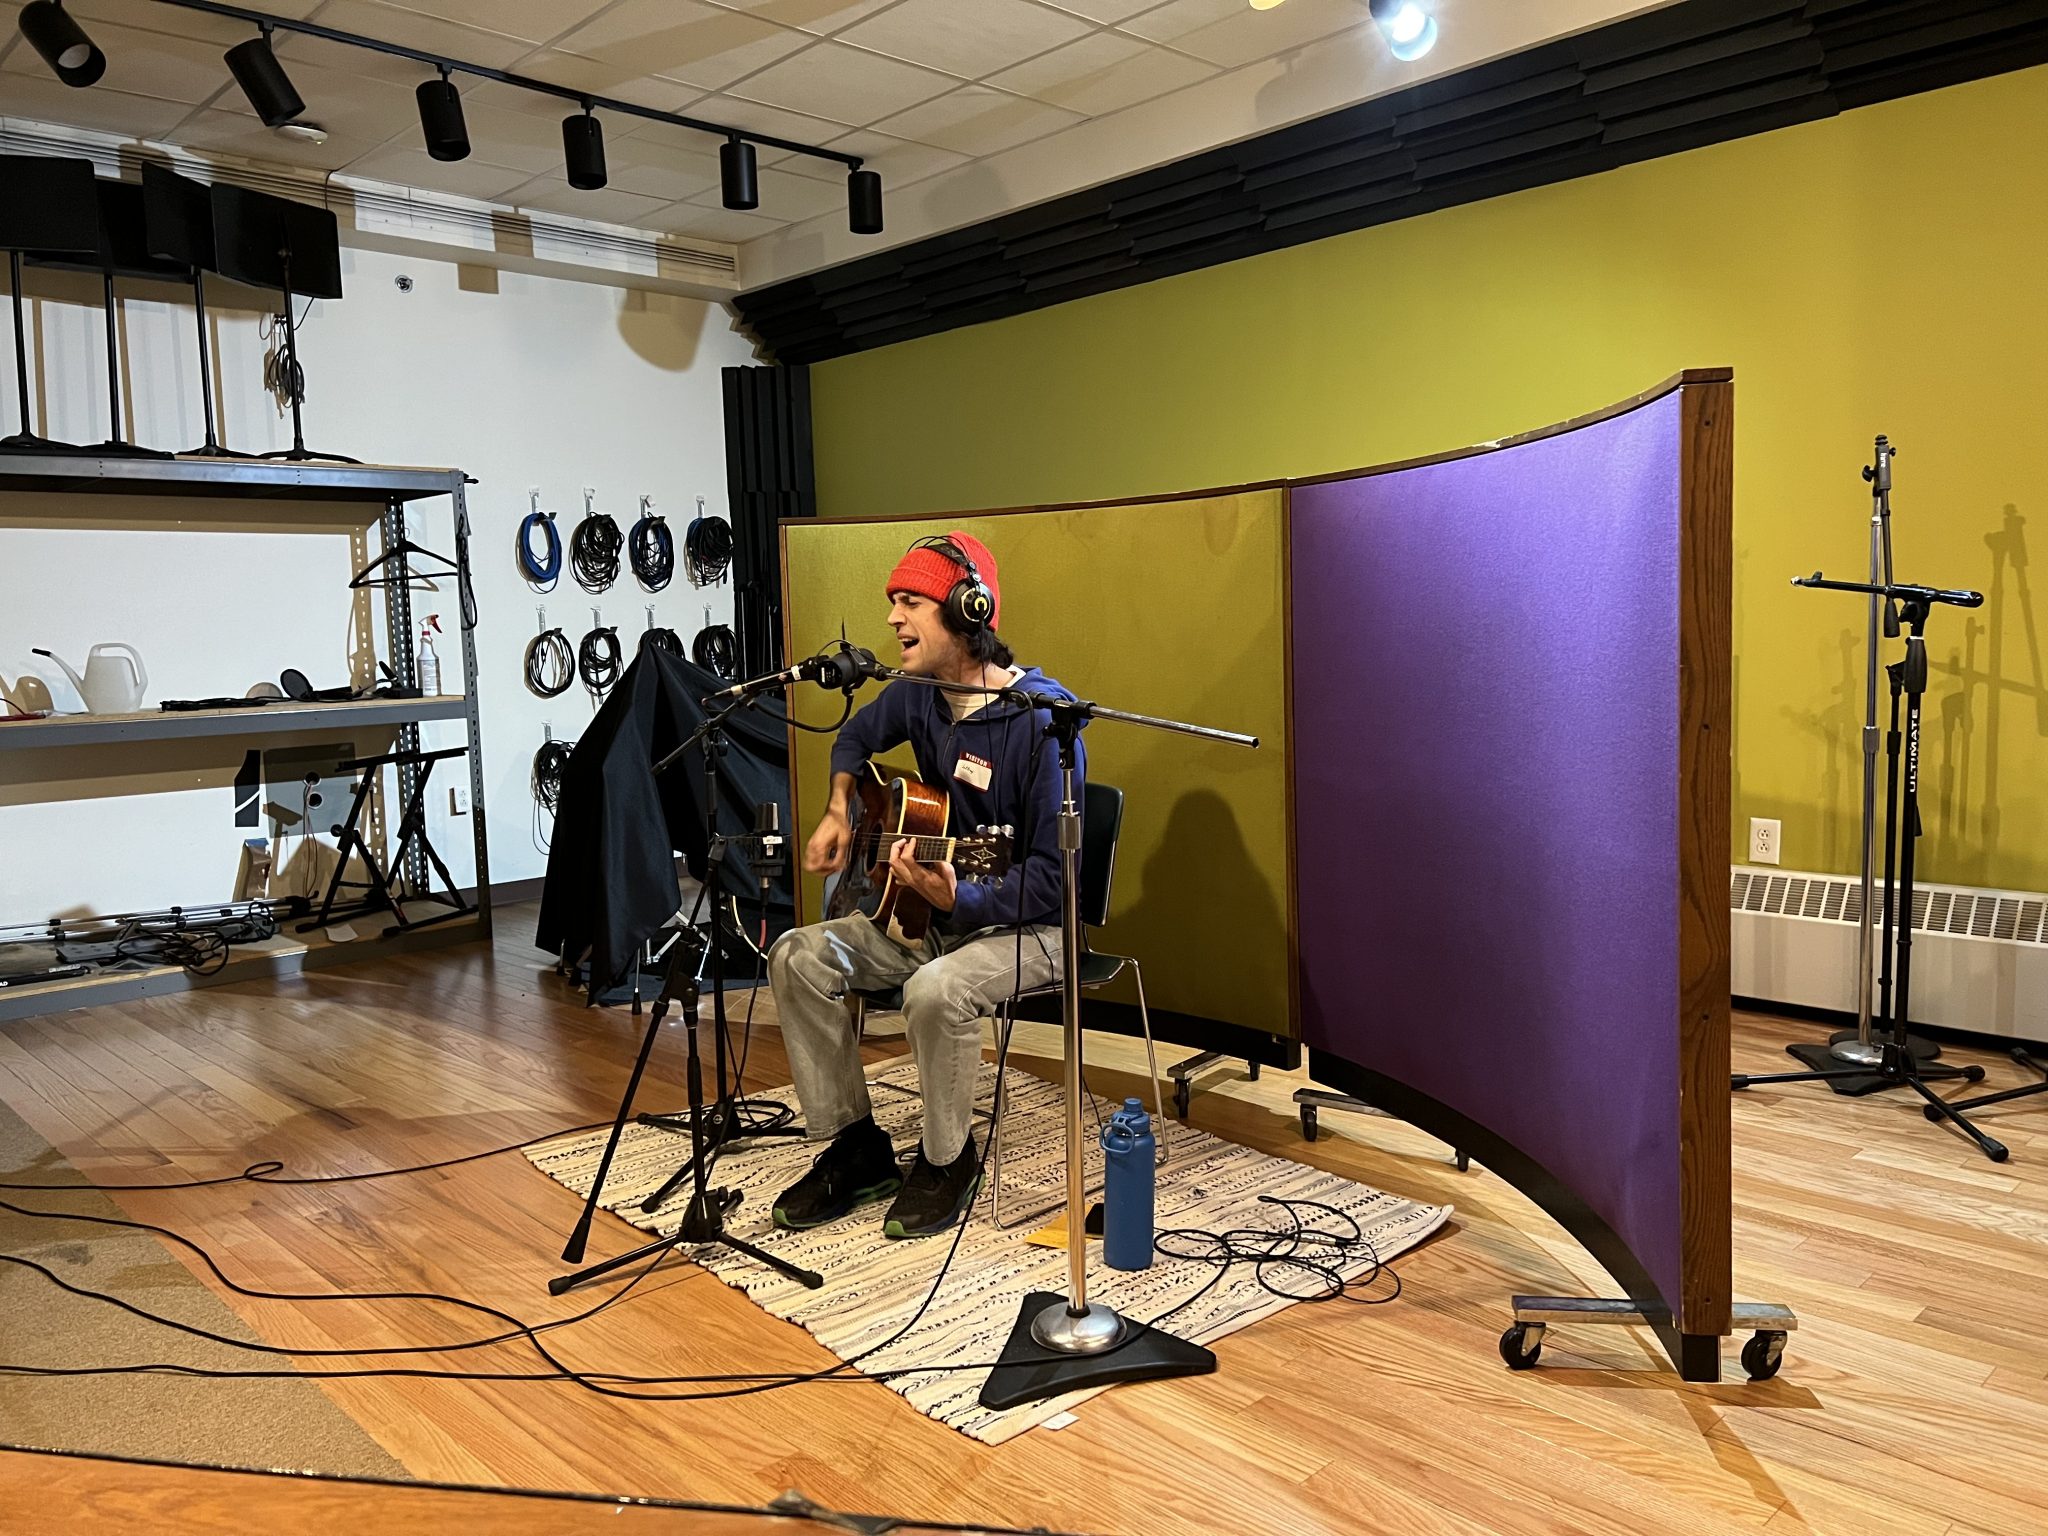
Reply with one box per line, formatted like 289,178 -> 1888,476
707,641 -> 882,703
812,641 -> 880,691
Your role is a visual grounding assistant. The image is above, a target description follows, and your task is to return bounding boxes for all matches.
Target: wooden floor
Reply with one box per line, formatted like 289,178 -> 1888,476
2,912 -> 2046,1536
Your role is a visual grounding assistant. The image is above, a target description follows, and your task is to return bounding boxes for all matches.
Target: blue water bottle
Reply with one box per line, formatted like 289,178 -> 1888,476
1101,1097 -> 1156,1271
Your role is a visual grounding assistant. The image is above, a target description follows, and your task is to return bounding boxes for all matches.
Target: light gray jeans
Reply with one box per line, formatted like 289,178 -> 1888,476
769,914 -> 1062,1163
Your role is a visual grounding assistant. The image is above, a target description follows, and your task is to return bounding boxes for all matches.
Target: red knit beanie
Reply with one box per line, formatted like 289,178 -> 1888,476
885,530 -> 1001,630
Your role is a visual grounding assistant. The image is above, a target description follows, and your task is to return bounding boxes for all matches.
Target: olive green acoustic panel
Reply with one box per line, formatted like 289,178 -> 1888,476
781,490 -> 1290,1039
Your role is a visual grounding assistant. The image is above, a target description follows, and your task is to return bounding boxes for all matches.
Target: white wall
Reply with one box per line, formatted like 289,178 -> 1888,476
1,243 -> 755,920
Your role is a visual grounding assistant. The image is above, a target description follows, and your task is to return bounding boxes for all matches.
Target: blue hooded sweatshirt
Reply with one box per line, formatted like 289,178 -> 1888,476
828,667 -> 1084,936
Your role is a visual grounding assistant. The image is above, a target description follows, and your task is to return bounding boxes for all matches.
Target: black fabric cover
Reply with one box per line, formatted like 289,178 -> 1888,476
535,647 -> 793,991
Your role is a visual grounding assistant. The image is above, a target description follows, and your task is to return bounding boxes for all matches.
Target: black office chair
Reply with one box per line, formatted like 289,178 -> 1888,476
850,779 -> 1169,1230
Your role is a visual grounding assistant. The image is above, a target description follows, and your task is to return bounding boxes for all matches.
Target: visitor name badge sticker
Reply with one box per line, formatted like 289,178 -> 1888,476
954,752 -> 993,790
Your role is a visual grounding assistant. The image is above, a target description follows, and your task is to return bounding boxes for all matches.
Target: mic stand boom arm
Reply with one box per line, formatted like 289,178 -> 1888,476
865,662 -> 1253,1407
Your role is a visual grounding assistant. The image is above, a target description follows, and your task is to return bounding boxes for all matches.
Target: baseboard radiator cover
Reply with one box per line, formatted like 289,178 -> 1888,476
1731,866 -> 2048,1046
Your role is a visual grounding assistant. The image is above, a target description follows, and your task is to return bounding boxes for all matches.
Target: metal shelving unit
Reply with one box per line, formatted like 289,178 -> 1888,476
0,452 -> 491,1019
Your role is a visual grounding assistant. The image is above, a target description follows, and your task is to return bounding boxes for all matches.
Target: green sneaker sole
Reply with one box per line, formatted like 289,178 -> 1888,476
882,1174 -> 983,1240
772,1176 -> 902,1231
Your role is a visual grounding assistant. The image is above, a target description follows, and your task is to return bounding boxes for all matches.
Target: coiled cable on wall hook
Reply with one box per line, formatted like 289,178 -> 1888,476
524,607 -> 574,698
629,495 -> 674,591
570,486 -> 622,593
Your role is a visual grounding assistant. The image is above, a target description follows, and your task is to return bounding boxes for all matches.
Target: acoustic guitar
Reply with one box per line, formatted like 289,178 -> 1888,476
824,763 -> 1012,943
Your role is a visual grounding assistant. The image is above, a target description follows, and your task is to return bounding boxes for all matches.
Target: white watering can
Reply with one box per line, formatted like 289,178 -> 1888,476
32,644 -> 149,713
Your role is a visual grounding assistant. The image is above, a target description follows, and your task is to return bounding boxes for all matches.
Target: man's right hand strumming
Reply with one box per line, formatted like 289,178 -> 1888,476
806,808 -> 851,874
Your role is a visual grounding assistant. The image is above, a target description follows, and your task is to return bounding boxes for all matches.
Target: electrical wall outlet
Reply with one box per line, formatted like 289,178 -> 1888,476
1749,817 -> 1781,865
450,784 -> 470,816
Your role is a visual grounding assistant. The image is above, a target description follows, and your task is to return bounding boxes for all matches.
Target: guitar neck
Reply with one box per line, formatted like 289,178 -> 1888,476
858,834 -> 970,864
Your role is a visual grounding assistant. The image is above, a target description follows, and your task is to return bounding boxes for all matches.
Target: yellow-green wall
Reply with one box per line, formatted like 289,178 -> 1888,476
813,65 -> 2048,891
783,492 -> 1290,1036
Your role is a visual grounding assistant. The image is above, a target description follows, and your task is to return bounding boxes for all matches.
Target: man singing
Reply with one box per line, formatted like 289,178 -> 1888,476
769,531 -> 1079,1239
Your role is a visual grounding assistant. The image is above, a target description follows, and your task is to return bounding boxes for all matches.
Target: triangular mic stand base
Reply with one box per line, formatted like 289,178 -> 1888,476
977,1291 -> 1215,1411
263,444 -> 362,465
0,432 -> 79,454
82,439 -> 174,460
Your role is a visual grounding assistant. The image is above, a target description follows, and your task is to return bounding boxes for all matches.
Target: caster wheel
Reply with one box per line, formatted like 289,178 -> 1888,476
1741,1330 -> 1786,1382
1173,1080 -> 1190,1120
1301,1105 -> 1319,1141
1499,1324 -> 1542,1371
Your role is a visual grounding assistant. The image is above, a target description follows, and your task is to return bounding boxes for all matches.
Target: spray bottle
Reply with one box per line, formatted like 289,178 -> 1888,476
417,614 -> 443,696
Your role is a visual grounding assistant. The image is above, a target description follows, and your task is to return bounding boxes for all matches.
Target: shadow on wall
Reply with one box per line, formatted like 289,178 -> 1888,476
1931,503 -> 2048,888
617,287 -> 707,373
1776,623 -> 1863,872
1110,785 -> 1285,1027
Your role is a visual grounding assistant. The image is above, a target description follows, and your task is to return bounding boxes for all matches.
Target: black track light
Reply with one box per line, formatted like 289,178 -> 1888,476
417,67 -> 469,162
563,108 -> 606,191
225,25 -> 305,127
847,167 -> 883,235
18,1 -> 106,88
720,136 -> 758,211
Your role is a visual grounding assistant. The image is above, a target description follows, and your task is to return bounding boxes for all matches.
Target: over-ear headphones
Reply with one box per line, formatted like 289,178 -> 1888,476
911,534 -> 995,633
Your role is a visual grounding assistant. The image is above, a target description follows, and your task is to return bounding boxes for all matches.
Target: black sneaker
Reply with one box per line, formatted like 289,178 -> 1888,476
882,1139 -> 981,1240
772,1117 -> 901,1230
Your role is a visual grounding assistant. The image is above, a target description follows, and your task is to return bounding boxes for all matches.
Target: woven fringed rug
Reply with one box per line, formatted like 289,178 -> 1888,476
526,1059 -> 1451,1443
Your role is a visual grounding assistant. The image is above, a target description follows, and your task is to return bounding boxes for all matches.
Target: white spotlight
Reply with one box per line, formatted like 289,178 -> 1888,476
1370,0 -> 1437,62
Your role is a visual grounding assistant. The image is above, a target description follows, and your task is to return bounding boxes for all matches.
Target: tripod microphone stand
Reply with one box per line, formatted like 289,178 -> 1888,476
551,693 -> 821,1295
1733,575 -> 2007,1161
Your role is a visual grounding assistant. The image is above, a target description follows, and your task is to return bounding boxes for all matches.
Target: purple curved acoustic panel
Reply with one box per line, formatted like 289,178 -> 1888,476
1289,371 -> 1732,1377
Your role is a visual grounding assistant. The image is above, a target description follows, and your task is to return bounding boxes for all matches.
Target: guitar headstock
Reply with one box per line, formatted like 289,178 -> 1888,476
960,824 -> 1015,883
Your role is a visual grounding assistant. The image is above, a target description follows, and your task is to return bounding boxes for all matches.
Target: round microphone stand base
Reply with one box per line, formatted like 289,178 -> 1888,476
1031,1298 -> 1126,1354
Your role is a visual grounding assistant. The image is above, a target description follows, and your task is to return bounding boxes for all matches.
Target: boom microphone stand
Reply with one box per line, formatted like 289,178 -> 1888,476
1733,576 -> 2008,1161
864,661 -> 1253,1408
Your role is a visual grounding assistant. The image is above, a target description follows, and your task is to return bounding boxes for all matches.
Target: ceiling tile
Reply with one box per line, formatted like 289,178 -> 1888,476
1119,0 -> 1372,70
651,91 -> 845,149
728,39 -> 959,128
986,30 -> 1216,117
645,201 -> 787,242
461,57 -> 708,128
836,0 -> 1092,82
601,133 -> 724,200
870,83 -> 1083,158
170,107 -> 385,171
2,18 -> 236,105
276,3 -> 533,78
339,144 -> 536,201
701,0 -> 901,37
443,99 -> 592,172
64,0 -> 325,46
373,0 -> 615,48
820,127 -> 967,188
685,163 -> 844,220
0,73 -> 194,137
1033,0 -> 1161,22
549,0 -> 813,93
505,176 -> 674,226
